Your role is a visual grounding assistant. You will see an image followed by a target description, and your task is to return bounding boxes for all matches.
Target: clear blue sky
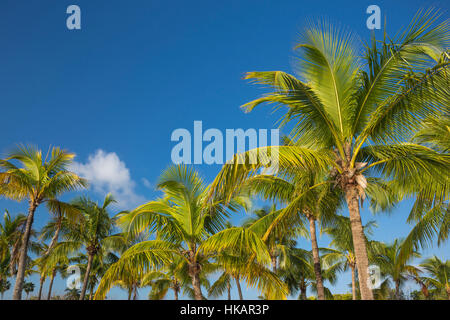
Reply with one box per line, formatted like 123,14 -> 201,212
0,0 -> 448,299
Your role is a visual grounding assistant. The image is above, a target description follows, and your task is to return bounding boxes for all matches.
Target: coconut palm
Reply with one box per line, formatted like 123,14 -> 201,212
23,281 -> 34,299
0,279 -> 10,299
51,194 -> 124,300
64,287 -> 80,300
94,165 -> 283,300
0,145 -> 87,299
372,239 -> 421,299
145,256 -> 214,300
399,115 -> 450,261
0,210 -> 27,283
420,256 -> 450,300
239,158 -> 344,300
209,9 -> 449,299
278,247 -> 342,300
324,215 -> 377,299
70,251 -> 120,300
144,257 -> 185,300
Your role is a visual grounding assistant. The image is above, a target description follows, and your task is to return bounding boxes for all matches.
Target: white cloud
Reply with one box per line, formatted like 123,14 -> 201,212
70,150 -> 147,210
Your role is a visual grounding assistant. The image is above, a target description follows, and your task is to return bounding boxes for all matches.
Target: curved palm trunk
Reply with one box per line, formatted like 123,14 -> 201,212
234,276 -> 243,300
45,217 -> 62,255
79,253 -> 94,300
12,201 -> 37,300
47,269 -> 56,300
308,215 -> 325,300
37,276 -> 45,300
350,265 -> 357,300
227,278 -> 231,300
344,186 -> 374,300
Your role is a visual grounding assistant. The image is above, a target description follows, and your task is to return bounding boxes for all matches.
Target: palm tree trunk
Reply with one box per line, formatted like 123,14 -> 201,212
227,279 -> 231,300
395,280 -> 401,300
37,276 -> 45,300
45,217 -> 62,255
191,271 -> 203,300
234,275 -> 243,300
47,269 -> 56,300
344,185 -> 374,300
188,249 -> 203,300
299,279 -> 307,300
271,252 -> 277,273
12,201 -> 37,300
351,265 -> 357,300
174,286 -> 179,300
79,253 -> 94,300
308,215 -> 325,300
133,284 -> 137,300
127,288 -> 132,300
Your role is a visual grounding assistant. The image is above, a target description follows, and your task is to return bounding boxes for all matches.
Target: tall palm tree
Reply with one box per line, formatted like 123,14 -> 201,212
52,194 -> 123,300
420,256 -> 450,300
324,215 -> 377,299
0,145 -> 87,299
94,165 -> 282,300
209,10 -> 449,299
372,239 -> 421,299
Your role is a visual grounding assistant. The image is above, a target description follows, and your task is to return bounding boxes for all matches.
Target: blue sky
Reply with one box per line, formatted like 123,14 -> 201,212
0,0 -> 448,299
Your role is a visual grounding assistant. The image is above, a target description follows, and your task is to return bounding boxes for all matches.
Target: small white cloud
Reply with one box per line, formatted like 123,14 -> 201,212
70,150 -> 147,210
141,178 -> 152,189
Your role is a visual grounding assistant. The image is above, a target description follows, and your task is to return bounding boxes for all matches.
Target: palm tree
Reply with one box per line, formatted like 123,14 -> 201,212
324,215 -> 377,299
278,247 -> 342,300
0,145 -> 87,299
52,194 -> 123,300
94,165 -> 282,300
0,279 -> 10,299
242,168 -> 340,300
145,256 -> 212,300
0,210 -> 27,284
372,239 -> 421,299
209,9 -> 449,299
420,256 -> 450,300
71,251 -> 119,300
399,115 -> 450,261
23,281 -> 34,299
64,287 -> 80,300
